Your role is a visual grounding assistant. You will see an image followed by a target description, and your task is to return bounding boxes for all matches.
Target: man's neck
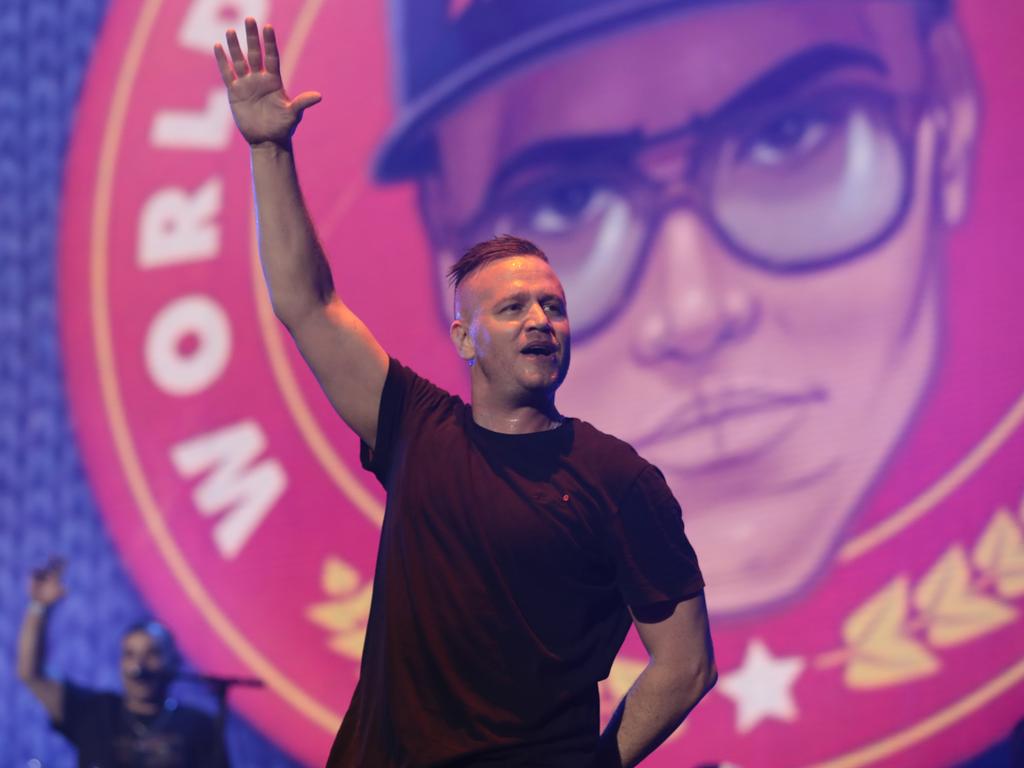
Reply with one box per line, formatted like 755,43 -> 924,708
124,696 -> 164,716
471,399 -> 563,434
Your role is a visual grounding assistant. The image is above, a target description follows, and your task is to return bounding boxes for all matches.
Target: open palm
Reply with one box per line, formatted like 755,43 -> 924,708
215,17 -> 321,147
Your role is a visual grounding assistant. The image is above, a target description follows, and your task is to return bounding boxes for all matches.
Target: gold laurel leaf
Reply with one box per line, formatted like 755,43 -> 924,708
306,600 -> 357,633
843,577 -> 910,648
322,556 -> 361,596
328,630 -> 366,661
843,641 -> 940,689
306,585 -> 373,633
914,546 -> 1017,646
973,508 -> 1024,598
841,577 -> 939,688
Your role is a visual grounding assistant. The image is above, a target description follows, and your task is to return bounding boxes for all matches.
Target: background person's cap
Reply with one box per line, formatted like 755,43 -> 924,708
373,0 -> 713,182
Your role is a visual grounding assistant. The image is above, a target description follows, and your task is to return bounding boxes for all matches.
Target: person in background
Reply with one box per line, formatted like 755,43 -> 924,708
16,559 -> 230,768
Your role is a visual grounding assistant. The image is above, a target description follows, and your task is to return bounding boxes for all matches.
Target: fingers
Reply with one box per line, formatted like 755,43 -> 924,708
31,557 -> 64,580
213,43 -> 235,85
226,28 -> 248,76
245,17 -> 263,72
216,19 -> 276,82
263,24 -> 280,76
29,557 -> 65,604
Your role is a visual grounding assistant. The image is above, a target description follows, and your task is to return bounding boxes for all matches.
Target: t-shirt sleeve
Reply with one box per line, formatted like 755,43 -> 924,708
51,681 -> 102,743
359,357 -> 454,486
606,465 -> 705,608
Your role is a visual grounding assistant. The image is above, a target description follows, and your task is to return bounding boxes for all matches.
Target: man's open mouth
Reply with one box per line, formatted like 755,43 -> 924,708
521,342 -> 557,356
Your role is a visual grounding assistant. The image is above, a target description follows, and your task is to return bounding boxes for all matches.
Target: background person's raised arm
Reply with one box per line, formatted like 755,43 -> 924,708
16,559 -> 67,723
215,18 -> 388,448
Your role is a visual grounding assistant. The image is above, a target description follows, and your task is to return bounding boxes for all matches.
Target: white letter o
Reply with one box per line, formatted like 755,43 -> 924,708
145,294 -> 232,396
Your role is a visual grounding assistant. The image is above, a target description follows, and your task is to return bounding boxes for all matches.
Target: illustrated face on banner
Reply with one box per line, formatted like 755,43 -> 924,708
418,0 -> 977,614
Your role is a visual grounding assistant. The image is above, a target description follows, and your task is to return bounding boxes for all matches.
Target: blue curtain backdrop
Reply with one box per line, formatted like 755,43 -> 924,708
0,0 -> 298,764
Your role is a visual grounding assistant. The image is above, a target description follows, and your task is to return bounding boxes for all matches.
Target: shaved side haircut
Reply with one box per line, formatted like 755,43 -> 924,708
447,235 -> 547,293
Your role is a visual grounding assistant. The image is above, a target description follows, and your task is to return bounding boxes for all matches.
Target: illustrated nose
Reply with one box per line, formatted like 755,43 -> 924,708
633,209 -> 759,363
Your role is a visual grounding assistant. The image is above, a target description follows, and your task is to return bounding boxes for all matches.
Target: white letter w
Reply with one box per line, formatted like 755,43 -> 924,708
170,419 -> 287,559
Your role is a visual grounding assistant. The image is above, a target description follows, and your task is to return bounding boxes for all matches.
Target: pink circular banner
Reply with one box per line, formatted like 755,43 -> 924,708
60,1 -> 1024,765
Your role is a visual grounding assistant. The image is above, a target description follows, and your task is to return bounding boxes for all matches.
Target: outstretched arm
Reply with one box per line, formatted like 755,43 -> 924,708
597,593 -> 716,767
16,559 -> 67,723
215,18 -> 388,447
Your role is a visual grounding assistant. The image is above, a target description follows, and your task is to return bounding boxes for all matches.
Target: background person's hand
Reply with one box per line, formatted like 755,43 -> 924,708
28,557 -> 66,607
214,17 -> 321,147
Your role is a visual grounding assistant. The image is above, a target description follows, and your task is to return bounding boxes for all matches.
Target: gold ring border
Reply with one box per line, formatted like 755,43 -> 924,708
841,390 -> 1024,561
802,657 -> 1024,768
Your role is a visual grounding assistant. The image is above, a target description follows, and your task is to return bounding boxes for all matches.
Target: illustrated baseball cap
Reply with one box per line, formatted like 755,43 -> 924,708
372,0 -> 949,182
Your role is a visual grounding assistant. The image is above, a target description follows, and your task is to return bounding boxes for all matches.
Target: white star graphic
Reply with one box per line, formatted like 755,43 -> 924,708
719,638 -> 805,734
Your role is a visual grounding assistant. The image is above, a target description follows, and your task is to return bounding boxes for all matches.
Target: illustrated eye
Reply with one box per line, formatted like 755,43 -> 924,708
738,107 -> 838,167
519,181 -> 622,235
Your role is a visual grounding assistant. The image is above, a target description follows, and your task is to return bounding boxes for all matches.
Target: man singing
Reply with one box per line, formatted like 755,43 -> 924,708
17,560 -> 228,767
215,18 -> 715,767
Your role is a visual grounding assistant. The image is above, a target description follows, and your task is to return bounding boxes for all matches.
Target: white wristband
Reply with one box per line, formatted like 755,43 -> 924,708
27,601 -> 47,616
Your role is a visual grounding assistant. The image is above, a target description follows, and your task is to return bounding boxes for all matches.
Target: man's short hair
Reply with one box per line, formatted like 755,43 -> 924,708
122,619 -> 181,669
447,235 -> 548,292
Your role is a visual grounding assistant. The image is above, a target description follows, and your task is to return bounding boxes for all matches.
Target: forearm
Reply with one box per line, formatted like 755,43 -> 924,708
250,141 -> 335,324
597,661 -> 716,767
17,602 -> 64,720
16,602 -> 48,682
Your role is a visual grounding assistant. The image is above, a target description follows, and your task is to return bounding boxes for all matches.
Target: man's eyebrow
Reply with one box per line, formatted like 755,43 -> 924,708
492,290 -> 564,305
483,44 -> 888,192
492,290 -> 530,306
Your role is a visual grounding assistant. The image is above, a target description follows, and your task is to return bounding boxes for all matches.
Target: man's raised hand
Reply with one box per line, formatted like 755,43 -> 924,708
29,557 -> 66,607
214,17 -> 321,147
217,17 -> 388,451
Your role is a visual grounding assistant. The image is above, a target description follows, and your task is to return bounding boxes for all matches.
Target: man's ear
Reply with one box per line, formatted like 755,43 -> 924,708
450,318 -> 475,362
927,16 -> 980,227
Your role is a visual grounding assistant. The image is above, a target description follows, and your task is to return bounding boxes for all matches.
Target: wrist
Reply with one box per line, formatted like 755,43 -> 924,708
27,600 -> 49,616
250,139 -> 293,157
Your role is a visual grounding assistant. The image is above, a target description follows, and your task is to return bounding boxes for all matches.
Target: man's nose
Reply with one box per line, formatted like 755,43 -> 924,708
633,209 -> 759,363
525,301 -> 552,329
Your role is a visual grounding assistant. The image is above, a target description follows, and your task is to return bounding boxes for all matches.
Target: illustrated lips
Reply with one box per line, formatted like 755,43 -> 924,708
635,384 -> 827,448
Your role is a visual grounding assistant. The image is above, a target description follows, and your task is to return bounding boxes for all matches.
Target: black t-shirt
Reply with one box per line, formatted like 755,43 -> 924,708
53,682 -> 228,768
328,359 -> 704,767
